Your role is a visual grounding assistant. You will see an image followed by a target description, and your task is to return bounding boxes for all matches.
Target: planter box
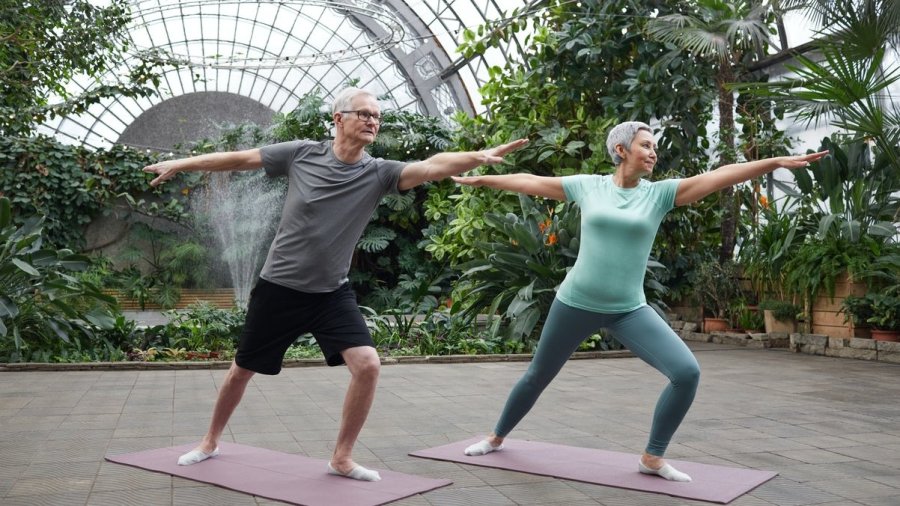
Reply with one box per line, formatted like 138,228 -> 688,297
810,272 -> 867,338
763,310 -> 796,334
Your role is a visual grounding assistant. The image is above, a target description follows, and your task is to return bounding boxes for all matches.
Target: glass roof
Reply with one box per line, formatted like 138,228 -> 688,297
39,0 -> 538,150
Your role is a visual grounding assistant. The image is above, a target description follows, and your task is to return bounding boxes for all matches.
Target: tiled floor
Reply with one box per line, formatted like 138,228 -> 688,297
1,342 -> 898,505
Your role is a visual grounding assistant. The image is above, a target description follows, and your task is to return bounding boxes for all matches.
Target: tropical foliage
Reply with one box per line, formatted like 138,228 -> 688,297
0,197 -> 118,362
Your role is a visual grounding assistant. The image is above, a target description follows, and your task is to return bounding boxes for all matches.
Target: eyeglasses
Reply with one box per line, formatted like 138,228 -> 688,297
341,110 -> 382,123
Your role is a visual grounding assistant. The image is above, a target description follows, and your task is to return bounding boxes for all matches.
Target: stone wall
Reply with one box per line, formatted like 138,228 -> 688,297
669,312 -> 898,364
790,334 -> 900,364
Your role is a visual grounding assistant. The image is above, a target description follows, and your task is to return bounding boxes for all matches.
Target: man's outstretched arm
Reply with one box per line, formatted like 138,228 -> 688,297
143,148 -> 264,187
397,139 -> 528,191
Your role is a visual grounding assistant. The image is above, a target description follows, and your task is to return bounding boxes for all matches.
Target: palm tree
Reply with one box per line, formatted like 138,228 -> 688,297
647,0 -> 772,263
743,0 -> 900,169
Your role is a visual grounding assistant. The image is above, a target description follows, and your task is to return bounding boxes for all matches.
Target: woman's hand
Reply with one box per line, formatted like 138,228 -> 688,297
451,175 -> 487,187
778,150 -> 829,169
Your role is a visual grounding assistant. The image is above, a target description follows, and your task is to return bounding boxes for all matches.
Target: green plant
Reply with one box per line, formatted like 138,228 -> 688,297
453,195 -> 581,343
693,260 -> 740,319
736,0 -> 900,172
0,197 -> 118,362
840,294 -> 875,327
0,136 -> 169,249
164,303 -> 245,352
759,299 -> 800,322
739,196 -> 808,302
867,288 -> 900,331
1,0 -> 168,137
782,233 -> 883,304
737,309 -> 764,332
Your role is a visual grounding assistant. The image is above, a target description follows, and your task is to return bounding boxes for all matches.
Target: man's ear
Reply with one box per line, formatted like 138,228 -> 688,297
333,112 -> 343,129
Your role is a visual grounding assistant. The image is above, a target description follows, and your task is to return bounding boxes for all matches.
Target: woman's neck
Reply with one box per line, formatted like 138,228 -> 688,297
612,166 -> 642,188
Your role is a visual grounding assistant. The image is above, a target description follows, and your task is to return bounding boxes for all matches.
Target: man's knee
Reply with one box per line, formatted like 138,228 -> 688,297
343,347 -> 380,380
228,362 -> 256,383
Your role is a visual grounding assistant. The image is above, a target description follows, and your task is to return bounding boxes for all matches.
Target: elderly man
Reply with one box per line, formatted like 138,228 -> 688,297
143,87 -> 527,481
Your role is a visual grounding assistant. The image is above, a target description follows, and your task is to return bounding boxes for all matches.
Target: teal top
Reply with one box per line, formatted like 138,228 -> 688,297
558,174 -> 680,313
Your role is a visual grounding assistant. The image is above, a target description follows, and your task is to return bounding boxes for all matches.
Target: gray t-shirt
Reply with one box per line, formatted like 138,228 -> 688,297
258,139 -> 406,292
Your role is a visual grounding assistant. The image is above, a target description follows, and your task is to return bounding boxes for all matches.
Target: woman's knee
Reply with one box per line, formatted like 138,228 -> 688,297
521,368 -> 554,391
672,362 -> 700,388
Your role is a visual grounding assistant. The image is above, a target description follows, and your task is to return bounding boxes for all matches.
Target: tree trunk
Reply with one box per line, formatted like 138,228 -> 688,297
716,66 -> 738,264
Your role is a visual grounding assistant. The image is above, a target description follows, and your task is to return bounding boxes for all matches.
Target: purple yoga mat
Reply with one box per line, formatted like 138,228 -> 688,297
410,437 -> 776,504
106,442 -> 451,506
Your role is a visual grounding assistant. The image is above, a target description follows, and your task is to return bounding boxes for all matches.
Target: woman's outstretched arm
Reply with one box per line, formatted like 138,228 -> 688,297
452,174 -> 566,200
674,151 -> 828,206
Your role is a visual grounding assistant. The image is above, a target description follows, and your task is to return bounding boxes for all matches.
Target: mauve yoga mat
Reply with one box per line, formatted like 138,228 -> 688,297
106,442 -> 451,506
410,437 -> 776,504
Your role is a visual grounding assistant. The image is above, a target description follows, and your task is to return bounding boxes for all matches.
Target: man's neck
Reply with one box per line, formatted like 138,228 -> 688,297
331,136 -> 367,164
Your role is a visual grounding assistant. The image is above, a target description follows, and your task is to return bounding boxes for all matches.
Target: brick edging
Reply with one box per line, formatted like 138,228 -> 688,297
0,350 -> 635,372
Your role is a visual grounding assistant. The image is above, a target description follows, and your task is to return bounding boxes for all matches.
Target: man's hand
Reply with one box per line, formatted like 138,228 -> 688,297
478,138 -> 529,165
143,160 -> 181,187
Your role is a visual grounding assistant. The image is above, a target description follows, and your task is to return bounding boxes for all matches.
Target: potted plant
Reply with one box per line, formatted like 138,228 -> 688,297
759,299 -> 800,334
866,289 -> 900,342
840,294 -> 874,338
694,260 -> 739,332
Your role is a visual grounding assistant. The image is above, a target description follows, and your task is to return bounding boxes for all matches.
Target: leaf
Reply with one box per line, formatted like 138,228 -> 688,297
506,297 -> 535,318
870,222 -> 898,237
11,259 -> 39,276
509,307 -> 541,340
46,320 -> 71,343
0,297 -> 19,318
84,309 -> 116,329
517,280 -> 536,301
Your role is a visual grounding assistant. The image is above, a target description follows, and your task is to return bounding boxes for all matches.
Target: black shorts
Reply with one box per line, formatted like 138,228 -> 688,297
235,278 -> 373,374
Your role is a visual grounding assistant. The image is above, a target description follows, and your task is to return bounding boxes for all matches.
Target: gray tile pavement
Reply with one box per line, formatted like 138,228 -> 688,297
1,342 -> 899,505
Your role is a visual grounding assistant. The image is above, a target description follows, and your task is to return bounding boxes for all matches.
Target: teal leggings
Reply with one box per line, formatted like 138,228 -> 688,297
494,299 -> 700,456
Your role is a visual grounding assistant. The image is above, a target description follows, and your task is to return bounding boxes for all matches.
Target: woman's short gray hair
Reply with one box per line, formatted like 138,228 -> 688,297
332,87 -> 376,114
606,121 -> 652,165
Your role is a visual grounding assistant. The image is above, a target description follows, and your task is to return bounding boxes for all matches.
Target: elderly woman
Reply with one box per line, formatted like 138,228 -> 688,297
455,121 -> 826,481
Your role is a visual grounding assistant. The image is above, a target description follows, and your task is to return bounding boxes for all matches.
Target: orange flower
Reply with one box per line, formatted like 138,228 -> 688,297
181,187 -> 190,196
545,233 -> 558,246
538,218 -> 552,233
758,195 -> 768,209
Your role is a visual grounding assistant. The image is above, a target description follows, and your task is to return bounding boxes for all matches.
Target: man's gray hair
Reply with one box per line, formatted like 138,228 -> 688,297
332,87 -> 376,114
606,121 -> 653,165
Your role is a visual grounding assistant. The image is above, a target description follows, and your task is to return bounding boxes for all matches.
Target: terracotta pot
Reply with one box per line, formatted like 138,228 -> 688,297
871,329 -> 900,342
703,318 -> 728,333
